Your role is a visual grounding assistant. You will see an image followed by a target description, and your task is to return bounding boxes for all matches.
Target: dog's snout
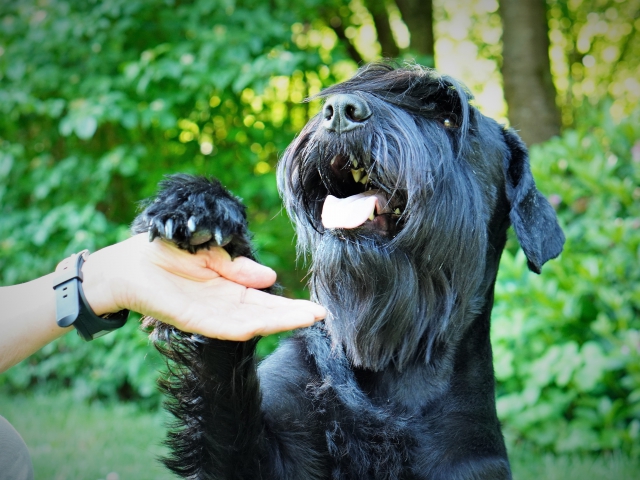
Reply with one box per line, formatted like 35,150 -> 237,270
322,94 -> 371,134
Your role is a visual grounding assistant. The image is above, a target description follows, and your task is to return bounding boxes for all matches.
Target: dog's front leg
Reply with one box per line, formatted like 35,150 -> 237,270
131,174 -> 276,479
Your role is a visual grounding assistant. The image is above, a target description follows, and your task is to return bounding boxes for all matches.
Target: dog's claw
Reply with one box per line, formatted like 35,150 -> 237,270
187,216 -> 197,233
148,225 -> 158,242
214,227 -> 223,246
165,218 -> 174,240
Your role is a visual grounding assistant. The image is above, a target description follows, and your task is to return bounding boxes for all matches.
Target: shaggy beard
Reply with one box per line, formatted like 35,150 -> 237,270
311,233 -> 453,372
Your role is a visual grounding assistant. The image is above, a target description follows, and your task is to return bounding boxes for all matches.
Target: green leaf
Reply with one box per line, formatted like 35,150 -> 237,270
74,116 -> 98,140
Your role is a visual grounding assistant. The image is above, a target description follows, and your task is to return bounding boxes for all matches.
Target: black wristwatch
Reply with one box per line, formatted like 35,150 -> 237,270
53,250 -> 129,341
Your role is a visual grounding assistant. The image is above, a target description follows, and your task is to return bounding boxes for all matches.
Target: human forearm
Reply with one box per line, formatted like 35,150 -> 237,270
0,236 -> 325,373
0,273 -> 71,373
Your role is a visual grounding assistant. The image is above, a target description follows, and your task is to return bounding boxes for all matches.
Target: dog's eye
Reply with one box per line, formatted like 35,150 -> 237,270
443,118 -> 457,128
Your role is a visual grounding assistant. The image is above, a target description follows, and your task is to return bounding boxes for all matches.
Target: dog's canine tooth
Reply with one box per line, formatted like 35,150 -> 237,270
394,208 -> 401,214
187,216 -> 197,232
360,174 -> 369,184
352,169 -> 362,183
330,155 -> 337,166
369,211 -> 375,221
350,153 -> 357,168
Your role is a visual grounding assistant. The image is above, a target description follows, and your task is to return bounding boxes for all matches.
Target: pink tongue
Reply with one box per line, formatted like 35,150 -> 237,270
322,191 -> 382,229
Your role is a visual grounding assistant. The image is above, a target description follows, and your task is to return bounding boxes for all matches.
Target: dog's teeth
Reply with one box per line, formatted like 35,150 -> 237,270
351,169 -> 362,183
394,208 -> 401,214
187,216 -> 197,232
214,227 -> 223,246
359,174 -> 368,184
330,156 -> 337,166
349,154 -> 357,168
369,211 -> 375,221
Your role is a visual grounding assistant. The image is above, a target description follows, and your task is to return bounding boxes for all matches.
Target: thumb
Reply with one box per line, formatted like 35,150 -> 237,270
206,249 -> 277,289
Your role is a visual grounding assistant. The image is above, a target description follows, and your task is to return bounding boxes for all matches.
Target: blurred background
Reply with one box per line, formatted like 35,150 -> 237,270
0,0 -> 638,478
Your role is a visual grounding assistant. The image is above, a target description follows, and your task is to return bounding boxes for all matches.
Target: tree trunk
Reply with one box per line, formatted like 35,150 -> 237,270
364,0 -> 400,58
321,10 -> 365,65
499,0 -> 561,145
394,0 -> 434,60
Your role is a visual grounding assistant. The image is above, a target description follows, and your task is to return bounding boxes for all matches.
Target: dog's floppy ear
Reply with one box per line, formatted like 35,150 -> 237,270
502,127 -> 565,274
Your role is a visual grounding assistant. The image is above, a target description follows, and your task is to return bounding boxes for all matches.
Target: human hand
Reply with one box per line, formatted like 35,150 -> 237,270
80,234 -> 325,340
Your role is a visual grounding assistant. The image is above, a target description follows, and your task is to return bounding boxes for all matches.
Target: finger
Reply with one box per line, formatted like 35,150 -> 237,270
203,307 -> 321,341
242,288 -> 327,319
203,250 -> 277,289
248,309 -> 320,337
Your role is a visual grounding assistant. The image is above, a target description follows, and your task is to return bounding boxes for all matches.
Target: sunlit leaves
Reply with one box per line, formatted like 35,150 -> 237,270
547,1 -> 640,125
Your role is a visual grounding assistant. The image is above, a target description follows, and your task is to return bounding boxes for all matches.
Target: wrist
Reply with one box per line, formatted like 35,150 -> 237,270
80,250 -> 124,316
53,250 -> 129,341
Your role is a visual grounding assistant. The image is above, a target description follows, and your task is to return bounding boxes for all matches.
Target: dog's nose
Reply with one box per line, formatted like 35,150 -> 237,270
322,94 -> 371,134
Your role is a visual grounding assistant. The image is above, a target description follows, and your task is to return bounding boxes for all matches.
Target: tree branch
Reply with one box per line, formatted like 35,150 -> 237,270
393,0 -> 434,59
320,9 -> 365,65
363,0 -> 400,58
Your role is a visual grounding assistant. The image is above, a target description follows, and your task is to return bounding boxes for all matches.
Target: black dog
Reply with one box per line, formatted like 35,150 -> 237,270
132,63 -> 565,480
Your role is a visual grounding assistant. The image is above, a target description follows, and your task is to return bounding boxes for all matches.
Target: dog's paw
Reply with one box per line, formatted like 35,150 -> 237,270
132,174 -> 251,256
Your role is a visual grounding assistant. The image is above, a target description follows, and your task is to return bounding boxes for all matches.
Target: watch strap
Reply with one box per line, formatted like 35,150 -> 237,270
53,250 -> 129,341
53,250 -> 86,328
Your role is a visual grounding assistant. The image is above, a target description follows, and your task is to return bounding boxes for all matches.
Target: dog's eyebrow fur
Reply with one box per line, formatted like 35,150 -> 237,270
309,62 -> 472,155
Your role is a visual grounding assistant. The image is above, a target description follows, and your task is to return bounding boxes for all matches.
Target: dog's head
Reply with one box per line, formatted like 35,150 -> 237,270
278,63 -> 564,371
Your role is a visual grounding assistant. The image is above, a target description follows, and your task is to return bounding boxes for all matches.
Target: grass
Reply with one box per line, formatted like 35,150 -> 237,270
510,448 -> 639,480
0,392 -> 638,479
0,392 -> 174,480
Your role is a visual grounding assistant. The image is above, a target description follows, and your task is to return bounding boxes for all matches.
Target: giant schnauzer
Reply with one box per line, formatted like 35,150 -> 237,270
132,63 -> 565,480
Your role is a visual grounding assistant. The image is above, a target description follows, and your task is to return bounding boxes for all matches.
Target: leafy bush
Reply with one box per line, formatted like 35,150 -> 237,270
0,0 -> 349,404
493,104 -> 640,456
1,313 -> 164,407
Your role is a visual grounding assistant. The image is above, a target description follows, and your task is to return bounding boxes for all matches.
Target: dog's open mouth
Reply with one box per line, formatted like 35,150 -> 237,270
318,153 -> 405,236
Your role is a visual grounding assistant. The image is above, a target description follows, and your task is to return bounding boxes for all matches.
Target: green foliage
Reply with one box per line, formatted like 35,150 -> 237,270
493,104 -> 640,456
1,312 -> 165,407
0,0 -> 358,403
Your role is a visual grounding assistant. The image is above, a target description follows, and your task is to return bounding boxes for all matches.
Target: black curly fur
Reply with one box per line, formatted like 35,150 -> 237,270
133,63 -> 565,480
132,175 -> 252,257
